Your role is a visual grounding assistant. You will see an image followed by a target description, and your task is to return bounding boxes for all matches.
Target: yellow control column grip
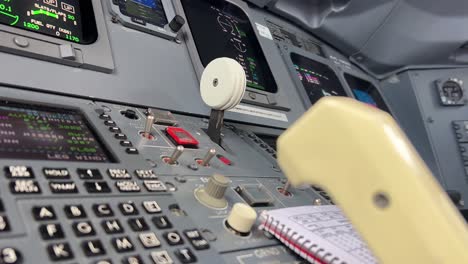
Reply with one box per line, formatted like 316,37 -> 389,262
277,97 -> 468,263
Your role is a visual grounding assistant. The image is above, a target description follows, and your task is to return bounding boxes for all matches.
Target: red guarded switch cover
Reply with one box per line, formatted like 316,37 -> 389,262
166,127 -> 199,147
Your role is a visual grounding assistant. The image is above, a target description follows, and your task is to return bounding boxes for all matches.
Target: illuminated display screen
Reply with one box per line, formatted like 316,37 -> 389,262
181,0 -> 278,93
344,73 -> 391,113
0,0 -> 97,44
118,0 -> 167,27
290,53 -> 347,105
0,101 -> 113,162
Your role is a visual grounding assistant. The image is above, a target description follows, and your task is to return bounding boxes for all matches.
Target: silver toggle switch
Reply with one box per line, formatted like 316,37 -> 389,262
200,148 -> 216,166
168,145 -> 184,165
143,114 -> 155,139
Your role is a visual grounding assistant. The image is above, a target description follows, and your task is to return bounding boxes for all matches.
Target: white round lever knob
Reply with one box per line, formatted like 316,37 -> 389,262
200,58 -> 246,111
226,203 -> 257,234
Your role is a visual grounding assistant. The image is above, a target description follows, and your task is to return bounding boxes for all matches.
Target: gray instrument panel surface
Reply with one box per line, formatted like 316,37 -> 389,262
0,86 -> 325,263
381,69 -> 468,208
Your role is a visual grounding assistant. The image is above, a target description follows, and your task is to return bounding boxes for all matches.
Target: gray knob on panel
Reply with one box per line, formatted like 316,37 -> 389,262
194,174 -> 230,209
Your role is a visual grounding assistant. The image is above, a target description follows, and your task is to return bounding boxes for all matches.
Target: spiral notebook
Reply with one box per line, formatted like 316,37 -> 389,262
259,205 -> 378,264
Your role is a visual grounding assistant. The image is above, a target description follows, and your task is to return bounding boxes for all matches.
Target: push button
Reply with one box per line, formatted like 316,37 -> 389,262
43,168 -> 70,179
128,217 -> 149,232
39,223 -> 64,240
77,169 -> 102,180
0,247 -> 21,264
99,114 -> 112,120
126,148 -> 139,154
32,206 -> 56,221
115,133 -> 127,140
144,181 -> 167,192
104,120 -> 117,127
152,216 -> 172,229
93,203 -> 114,217
49,181 -> 78,194
116,181 -> 141,193
143,201 -> 161,214
4,166 -> 34,178
119,202 -> 138,215
174,248 -> 197,263
138,232 -> 161,248
10,180 -> 41,194
107,169 -> 131,179
72,221 -> 95,237
112,236 -> 134,253
135,169 -> 157,179
84,181 -> 111,193
47,242 -> 73,261
102,219 -> 124,234
120,141 -> 133,147
190,239 -> 210,250
183,229 -> 202,240
151,250 -> 173,264
64,205 -> 87,219
109,127 -> 121,133
165,127 -> 199,147
0,216 -> 10,232
163,231 -> 183,246
122,255 -> 144,264
82,240 -> 106,257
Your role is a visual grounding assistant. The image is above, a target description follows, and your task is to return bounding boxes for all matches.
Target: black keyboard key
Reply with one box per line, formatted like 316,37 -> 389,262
115,181 -> 141,193
142,201 -> 161,214
82,240 -> 106,257
4,166 -> 34,178
128,218 -> 149,232
0,247 -> 22,264
163,231 -> 184,246
174,248 -> 197,263
102,219 -> 124,234
10,180 -> 41,194
47,242 -> 73,261
72,221 -> 95,237
190,239 -> 210,250
64,205 -> 87,219
122,255 -> 144,264
138,232 -> 161,249
150,251 -> 173,264
107,169 -> 131,179
77,169 -> 102,180
32,206 -> 56,221
152,216 -> 172,229
49,181 -> 78,194
118,202 -> 138,216
112,236 -> 134,253
84,181 -> 111,193
39,223 -> 64,240
43,168 -> 70,179
93,203 -> 114,217
0,216 -> 9,232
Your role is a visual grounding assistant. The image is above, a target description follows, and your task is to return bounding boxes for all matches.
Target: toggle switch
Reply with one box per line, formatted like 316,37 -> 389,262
164,146 -> 184,165
197,149 -> 216,167
194,174 -> 230,209
143,114 -> 155,139
225,203 -> 257,236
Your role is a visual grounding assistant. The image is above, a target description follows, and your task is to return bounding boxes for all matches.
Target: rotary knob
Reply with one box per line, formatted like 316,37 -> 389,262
194,174 -> 230,209
226,203 -> 257,236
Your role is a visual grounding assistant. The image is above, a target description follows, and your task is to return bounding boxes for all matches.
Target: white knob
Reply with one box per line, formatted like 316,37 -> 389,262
226,203 -> 257,234
200,58 -> 246,111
